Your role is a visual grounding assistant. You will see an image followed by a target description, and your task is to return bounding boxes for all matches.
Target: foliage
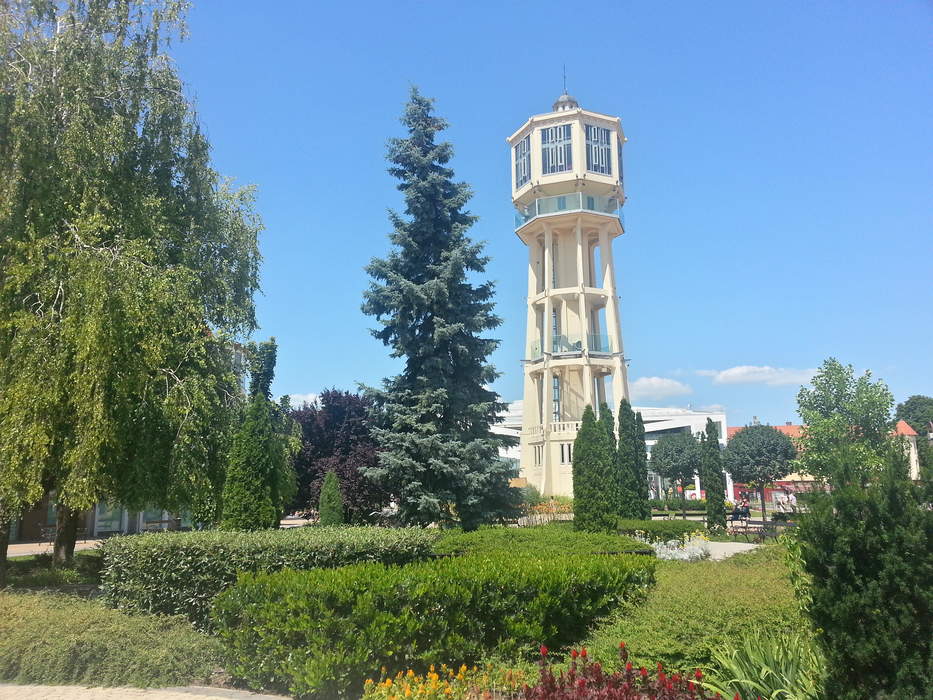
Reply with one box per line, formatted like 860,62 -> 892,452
650,499 -> 706,512
433,522 -> 648,556
4,550 -> 102,588
0,0 -> 260,564
212,552 -> 656,699
795,448 -> 932,699
361,88 -> 511,531
100,526 -> 437,628
573,406 -> 619,532
318,471 -> 345,526
650,433 -> 701,512
524,645 -> 714,700
617,519 -> 704,544
617,400 -> 650,519
578,547 -> 802,673
700,420 -> 726,531
0,591 -> 221,687
521,484 -> 546,508
796,358 -> 894,480
723,424 -> 796,518
364,663 -> 532,700
895,394 -> 933,435
701,629 -> 825,700
291,389 -> 388,522
221,339 -> 298,529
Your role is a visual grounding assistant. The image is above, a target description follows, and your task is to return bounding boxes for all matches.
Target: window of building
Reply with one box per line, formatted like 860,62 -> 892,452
551,240 -> 559,287
552,374 -> 561,422
514,135 -> 531,188
541,124 -> 572,174
585,125 -> 612,175
617,140 -> 624,184
534,444 -> 543,466
560,442 -> 573,464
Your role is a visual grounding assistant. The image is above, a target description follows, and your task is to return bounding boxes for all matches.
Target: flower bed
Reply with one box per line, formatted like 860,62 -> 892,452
617,519 -> 704,544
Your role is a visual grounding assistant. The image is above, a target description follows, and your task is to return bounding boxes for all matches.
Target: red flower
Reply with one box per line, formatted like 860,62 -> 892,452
625,662 -> 632,673
581,647 -> 588,658
640,667 -> 648,678
539,645 -> 548,656
734,694 -> 741,700
689,681 -> 696,692
571,649 -> 578,659
619,641 -> 626,649
695,669 -> 703,680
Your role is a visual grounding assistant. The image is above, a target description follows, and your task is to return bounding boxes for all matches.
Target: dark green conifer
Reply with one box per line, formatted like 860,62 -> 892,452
700,418 -> 727,531
616,399 -> 648,519
633,411 -> 652,519
573,406 -> 616,532
317,471 -> 345,526
361,89 -> 513,530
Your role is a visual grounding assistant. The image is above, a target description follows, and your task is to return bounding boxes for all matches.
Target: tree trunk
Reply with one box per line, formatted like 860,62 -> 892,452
0,517 -> 10,589
681,483 -> 687,520
52,505 -> 80,567
759,486 -> 767,520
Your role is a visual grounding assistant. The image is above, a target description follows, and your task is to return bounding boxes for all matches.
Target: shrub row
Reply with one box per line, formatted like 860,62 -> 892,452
649,498 -> 706,511
100,526 -> 438,627
212,552 -> 656,699
433,522 -> 649,557
617,519 -> 703,543
0,591 -> 221,688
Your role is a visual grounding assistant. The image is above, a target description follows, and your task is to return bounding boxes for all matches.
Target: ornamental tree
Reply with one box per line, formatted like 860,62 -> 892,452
0,1 -> 260,567
723,424 -> 796,519
617,400 -> 649,519
700,419 -> 727,531
317,472 -> 345,526
361,88 -> 514,530
649,432 -> 701,519
572,405 -> 617,532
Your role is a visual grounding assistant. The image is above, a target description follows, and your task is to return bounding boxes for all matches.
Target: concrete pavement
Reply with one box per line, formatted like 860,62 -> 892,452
0,685 -> 289,699
705,540 -> 760,560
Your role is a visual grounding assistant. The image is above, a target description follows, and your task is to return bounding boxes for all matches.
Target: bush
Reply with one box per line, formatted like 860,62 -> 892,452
0,591 -> 221,687
577,546 -> 802,673
5,550 -> 102,588
433,523 -> 649,557
100,526 -> 437,627
212,552 -> 656,699
650,498 -> 706,512
617,519 -> 703,543
318,471 -> 345,525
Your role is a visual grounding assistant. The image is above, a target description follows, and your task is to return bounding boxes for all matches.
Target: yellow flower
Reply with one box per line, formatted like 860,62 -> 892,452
405,688 -> 412,697
386,678 -> 393,687
407,669 -> 415,678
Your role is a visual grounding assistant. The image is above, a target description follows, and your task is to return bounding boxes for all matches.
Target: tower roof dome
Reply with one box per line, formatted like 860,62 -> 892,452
552,92 -> 579,112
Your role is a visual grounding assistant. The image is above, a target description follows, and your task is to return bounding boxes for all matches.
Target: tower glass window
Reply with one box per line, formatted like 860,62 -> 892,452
552,374 -> 561,422
585,125 -> 612,175
514,135 -> 531,188
541,125 -> 572,174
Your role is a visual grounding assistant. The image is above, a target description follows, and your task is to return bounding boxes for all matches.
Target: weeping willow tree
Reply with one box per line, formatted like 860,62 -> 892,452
0,0 -> 261,572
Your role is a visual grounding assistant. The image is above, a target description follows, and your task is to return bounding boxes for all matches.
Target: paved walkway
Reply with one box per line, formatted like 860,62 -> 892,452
705,540 -> 760,560
0,685 -> 289,699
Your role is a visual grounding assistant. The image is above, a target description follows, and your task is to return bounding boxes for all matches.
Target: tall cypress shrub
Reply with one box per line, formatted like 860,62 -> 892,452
572,406 -> 615,532
633,411 -> 651,519
361,88 -> 512,531
317,472 -> 345,526
616,400 -> 640,518
701,418 -> 727,531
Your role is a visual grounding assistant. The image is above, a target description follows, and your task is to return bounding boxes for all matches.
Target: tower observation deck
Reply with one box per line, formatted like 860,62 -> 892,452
507,94 -> 630,497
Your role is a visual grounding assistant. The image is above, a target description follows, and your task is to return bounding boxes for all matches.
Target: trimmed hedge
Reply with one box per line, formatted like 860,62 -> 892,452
100,526 -> 437,627
213,552 -> 656,699
617,518 -> 703,543
0,591 -> 222,687
433,522 -> 649,556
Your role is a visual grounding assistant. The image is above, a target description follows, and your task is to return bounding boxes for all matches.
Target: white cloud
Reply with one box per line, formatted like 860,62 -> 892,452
697,366 -> 816,386
287,392 -> 319,407
630,377 -> 693,401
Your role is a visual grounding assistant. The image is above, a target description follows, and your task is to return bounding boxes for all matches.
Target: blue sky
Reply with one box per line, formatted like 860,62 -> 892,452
172,0 -> 932,427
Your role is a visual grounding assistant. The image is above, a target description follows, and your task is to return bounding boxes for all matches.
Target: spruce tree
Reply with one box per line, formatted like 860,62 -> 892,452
361,88 -> 511,530
633,411 -> 652,519
573,406 -> 616,532
318,471 -> 345,526
701,418 -> 727,531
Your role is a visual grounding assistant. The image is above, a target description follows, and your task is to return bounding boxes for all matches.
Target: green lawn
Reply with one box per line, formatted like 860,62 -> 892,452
4,549 -> 102,588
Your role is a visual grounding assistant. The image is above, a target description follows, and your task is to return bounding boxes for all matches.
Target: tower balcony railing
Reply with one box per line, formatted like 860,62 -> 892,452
527,334 -> 615,361
515,192 -> 622,228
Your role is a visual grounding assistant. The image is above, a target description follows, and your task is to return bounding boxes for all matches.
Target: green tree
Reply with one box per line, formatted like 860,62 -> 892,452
723,425 -> 796,519
796,358 -> 893,482
796,447 -> 932,699
361,88 -> 512,531
700,419 -> 727,531
649,432 -> 701,519
0,1 -> 260,569
616,400 -> 649,519
220,340 -> 297,530
317,471 -> 345,526
572,406 -> 617,532
894,394 -> 933,436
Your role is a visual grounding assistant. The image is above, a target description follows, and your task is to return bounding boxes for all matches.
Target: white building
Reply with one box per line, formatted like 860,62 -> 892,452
508,93 -> 630,497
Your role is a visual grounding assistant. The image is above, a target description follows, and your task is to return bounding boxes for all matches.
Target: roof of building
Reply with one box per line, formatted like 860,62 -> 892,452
727,424 -> 802,440
895,419 -> 918,436
552,92 -> 580,111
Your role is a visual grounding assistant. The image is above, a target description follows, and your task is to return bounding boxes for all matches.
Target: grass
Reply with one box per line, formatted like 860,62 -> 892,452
4,550 -> 102,588
433,521 -> 648,556
577,545 -> 802,673
0,591 -> 223,687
